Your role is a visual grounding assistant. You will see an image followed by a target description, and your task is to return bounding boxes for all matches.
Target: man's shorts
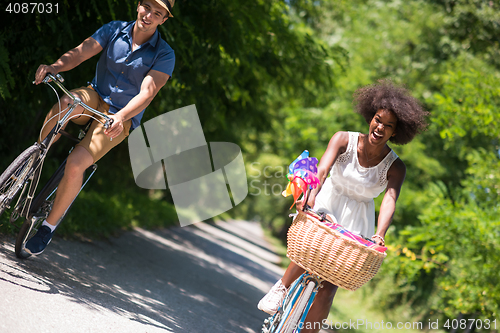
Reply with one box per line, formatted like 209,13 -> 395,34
66,86 -> 132,162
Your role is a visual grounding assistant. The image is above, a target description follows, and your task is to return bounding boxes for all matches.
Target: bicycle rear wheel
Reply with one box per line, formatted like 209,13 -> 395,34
0,144 -> 41,217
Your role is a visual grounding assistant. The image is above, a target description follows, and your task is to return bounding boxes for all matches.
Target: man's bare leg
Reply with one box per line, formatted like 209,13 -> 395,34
25,145 -> 94,255
45,146 -> 94,226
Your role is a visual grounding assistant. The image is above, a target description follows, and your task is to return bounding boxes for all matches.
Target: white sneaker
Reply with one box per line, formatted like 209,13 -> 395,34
258,279 -> 288,315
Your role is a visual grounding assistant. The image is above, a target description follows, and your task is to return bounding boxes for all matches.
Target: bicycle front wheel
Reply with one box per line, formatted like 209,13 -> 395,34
281,280 -> 315,333
0,144 -> 41,217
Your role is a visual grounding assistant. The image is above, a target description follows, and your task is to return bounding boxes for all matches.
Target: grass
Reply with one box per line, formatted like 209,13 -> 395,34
326,287 -> 443,333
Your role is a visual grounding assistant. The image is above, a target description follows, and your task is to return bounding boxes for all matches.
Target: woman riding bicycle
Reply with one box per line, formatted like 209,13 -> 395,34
258,79 -> 429,333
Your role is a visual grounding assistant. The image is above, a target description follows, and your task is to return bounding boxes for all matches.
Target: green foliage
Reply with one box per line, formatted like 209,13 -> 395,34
429,0 -> 500,69
385,187 -> 500,318
432,57 -> 500,143
0,36 -> 14,99
151,0 -> 342,147
463,148 -> 500,208
429,55 -> 500,208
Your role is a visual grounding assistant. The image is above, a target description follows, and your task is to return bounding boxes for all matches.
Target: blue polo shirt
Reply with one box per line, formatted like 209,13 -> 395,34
90,21 -> 175,130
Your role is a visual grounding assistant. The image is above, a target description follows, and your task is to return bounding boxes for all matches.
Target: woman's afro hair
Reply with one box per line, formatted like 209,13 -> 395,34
353,79 -> 429,145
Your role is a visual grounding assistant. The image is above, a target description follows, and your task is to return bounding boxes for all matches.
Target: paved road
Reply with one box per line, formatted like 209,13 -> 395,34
0,220 -> 285,333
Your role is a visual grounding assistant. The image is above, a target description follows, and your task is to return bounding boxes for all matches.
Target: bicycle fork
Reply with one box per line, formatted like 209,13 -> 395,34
18,150 -> 45,220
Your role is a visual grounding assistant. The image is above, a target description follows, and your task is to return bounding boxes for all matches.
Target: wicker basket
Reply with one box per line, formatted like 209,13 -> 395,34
286,210 -> 386,291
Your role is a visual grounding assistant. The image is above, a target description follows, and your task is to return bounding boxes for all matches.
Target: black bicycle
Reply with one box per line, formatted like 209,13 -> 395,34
0,73 -> 112,259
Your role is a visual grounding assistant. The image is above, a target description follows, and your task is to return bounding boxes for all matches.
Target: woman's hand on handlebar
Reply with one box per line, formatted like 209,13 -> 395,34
296,197 -> 316,211
370,234 -> 385,246
34,64 -> 58,85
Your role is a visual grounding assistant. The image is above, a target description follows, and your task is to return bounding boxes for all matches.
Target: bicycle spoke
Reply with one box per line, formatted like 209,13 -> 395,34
0,146 -> 40,217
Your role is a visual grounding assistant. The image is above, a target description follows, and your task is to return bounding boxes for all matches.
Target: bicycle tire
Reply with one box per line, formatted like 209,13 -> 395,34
0,144 -> 41,217
263,277 -> 305,333
282,280 -> 315,333
14,162 -> 67,259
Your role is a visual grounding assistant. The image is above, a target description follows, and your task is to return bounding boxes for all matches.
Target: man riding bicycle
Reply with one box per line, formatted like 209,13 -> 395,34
26,0 -> 175,255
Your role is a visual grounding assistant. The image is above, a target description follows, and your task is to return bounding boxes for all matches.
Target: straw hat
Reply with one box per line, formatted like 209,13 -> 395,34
155,0 -> 174,18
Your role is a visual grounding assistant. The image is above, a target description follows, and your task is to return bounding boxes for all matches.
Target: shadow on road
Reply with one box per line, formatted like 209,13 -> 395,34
0,220 -> 284,333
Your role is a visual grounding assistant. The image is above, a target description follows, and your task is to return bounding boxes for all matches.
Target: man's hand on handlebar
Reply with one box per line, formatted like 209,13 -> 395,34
34,64 -> 58,85
104,113 -> 124,139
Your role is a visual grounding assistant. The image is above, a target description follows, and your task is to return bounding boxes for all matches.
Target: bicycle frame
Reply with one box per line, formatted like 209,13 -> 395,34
37,73 -> 113,151
17,73 -> 112,220
264,273 -> 324,333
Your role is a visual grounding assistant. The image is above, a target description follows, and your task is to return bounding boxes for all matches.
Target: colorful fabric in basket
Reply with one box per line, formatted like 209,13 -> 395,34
320,219 -> 387,253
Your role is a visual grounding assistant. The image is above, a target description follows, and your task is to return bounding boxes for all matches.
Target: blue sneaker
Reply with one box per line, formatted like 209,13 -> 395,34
25,225 -> 54,255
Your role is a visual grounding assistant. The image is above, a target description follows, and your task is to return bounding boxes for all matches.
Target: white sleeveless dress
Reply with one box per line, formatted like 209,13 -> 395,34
313,132 -> 399,238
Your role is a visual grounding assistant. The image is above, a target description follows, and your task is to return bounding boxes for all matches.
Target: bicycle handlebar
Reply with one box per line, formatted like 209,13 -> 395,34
35,73 -> 113,129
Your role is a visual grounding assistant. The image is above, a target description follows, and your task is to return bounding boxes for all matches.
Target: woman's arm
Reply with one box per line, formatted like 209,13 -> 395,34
374,158 -> 406,245
298,131 -> 349,209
